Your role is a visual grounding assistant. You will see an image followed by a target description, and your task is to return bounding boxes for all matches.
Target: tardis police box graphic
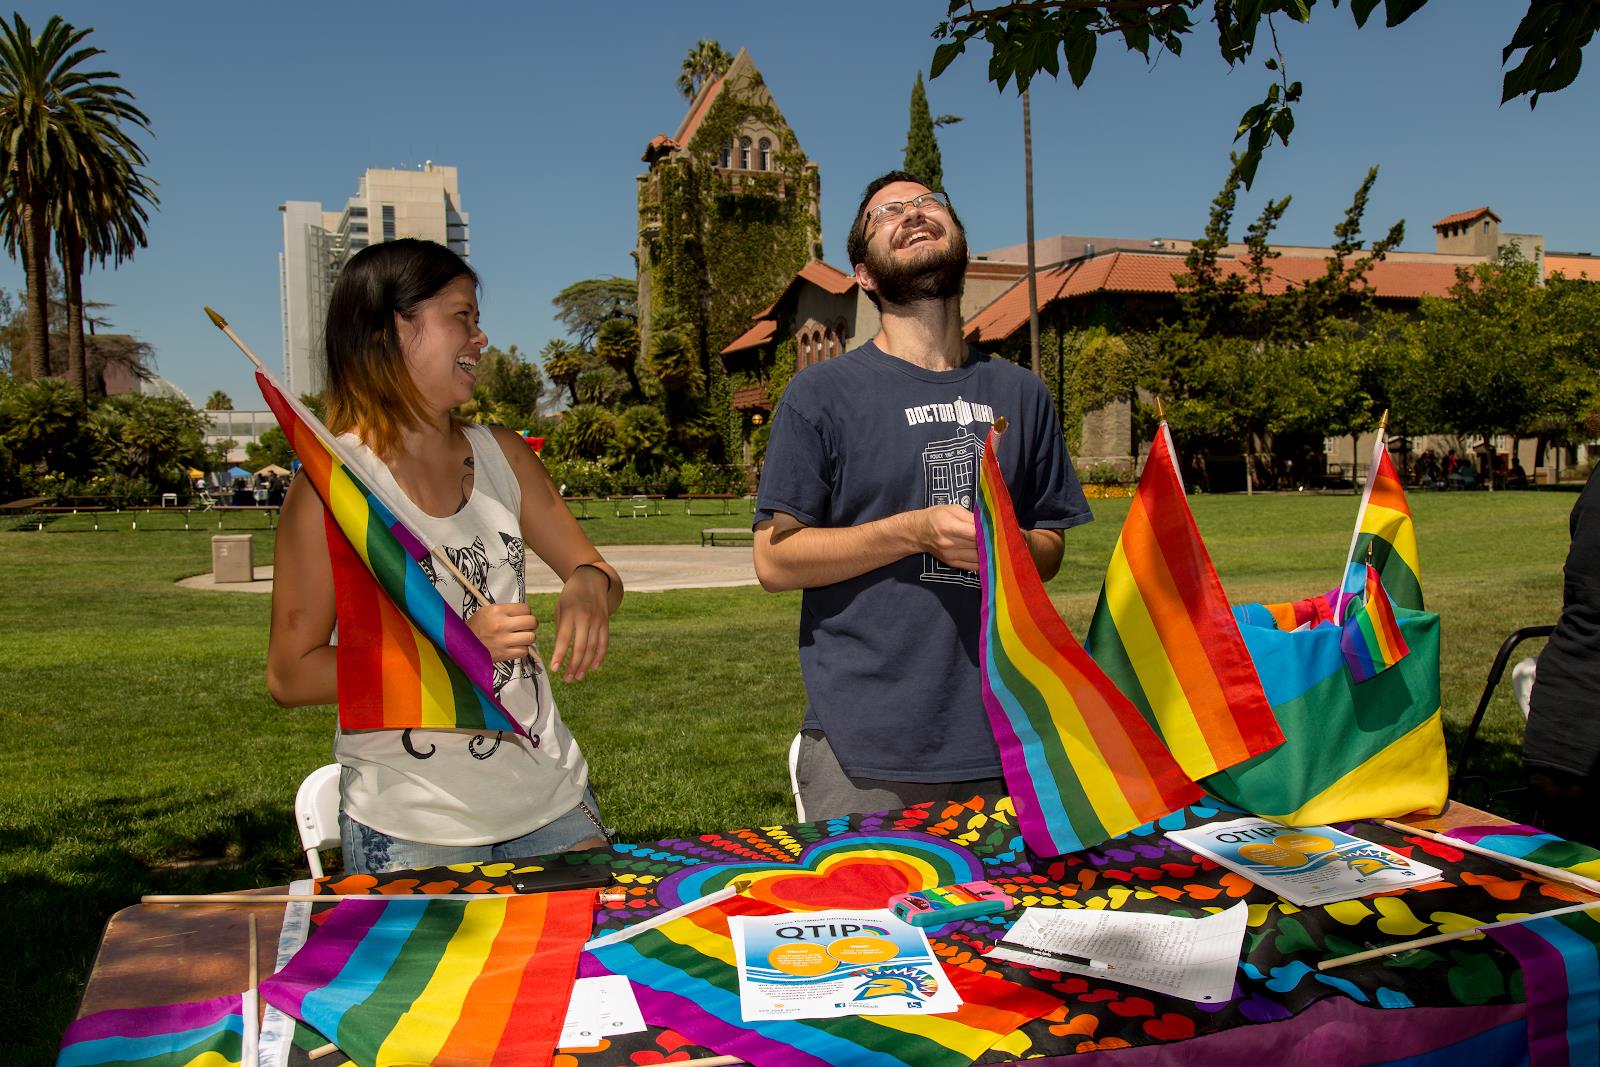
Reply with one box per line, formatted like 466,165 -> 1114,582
922,425 -> 983,587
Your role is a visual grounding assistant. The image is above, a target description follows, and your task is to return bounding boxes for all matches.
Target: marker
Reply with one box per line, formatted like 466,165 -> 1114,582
997,941 -> 1112,971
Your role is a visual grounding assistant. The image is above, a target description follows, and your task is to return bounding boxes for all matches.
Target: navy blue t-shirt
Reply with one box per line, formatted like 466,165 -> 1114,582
755,342 -> 1092,781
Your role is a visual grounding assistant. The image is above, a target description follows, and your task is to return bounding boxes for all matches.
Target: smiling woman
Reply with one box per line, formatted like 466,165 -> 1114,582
266,238 -> 626,876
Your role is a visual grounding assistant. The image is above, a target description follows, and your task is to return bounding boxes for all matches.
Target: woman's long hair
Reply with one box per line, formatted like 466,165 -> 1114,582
323,238 -> 478,460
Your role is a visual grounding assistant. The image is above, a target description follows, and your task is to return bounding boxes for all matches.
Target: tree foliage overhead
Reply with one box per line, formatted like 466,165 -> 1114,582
551,277 -> 637,348
930,0 -> 1598,186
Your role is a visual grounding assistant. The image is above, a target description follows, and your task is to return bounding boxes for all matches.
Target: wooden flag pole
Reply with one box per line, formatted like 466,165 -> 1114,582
142,892 -> 526,905
586,880 -> 751,950
205,307 -> 266,372
1317,899 -> 1600,971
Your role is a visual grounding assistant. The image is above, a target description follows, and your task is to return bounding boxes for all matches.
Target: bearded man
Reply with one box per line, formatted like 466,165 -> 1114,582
753,171 -> 1092,820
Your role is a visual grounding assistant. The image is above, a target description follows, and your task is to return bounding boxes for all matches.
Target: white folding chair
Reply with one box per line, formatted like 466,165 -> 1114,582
788,732 -> 807,822
295,764 -> 342,878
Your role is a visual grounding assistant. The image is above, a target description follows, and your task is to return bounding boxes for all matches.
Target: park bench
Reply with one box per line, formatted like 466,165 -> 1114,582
564,495 -> 597,518
682,493 -> 741,515
700,526 -> 753,547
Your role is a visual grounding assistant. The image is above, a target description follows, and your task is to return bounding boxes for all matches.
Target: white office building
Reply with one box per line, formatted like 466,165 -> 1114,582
279,163 -> 470,394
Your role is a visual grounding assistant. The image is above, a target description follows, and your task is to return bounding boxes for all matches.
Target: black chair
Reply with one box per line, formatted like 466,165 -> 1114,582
1452,624 -> 1555,787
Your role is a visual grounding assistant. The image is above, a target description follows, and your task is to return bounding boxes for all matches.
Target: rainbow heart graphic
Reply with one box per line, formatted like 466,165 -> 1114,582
654,831 -> 989,910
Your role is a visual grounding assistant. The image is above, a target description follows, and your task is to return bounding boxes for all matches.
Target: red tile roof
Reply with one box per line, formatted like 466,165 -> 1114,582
754,260 -> 857,318
797,260 -> 856,295
731,384 -> 770,410
641,133 -> 680,163
674,73 -> 727,146
1433,207 -> 1501,229
964,251 -> 1464,344
722,318 -> 777,354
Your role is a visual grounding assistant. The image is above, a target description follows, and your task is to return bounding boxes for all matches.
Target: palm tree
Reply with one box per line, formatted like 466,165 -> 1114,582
677,39 -> 732,100
57,150 -> 155,396
0,14 -> 153,382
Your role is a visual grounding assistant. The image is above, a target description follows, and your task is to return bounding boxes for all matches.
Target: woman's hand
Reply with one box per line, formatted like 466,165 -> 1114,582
550,565 -> 611,682
466,602 -> 539,664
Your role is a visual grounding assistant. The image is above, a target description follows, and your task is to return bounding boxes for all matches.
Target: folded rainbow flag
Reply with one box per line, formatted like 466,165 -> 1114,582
1488,908 -> 1600,1067
1339,563 -> 1410,682
585,893 -> 1060,1067
1442,823 -> 1600,891
255,369 -> 524,736
975,423 -> 1202,857
1085,421 -> 1282,780
56,992 -> 253,1067
259,891 -> 593,1067
1343,431 -> 1422,613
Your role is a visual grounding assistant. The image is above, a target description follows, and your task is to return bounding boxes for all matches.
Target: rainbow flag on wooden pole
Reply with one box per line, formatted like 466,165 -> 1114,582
1337,414 -> 1422,620
206,308 -> 524,737
56,993 -> 256,1067
1339,562 -> 1411,682
1085,422 -> 1283,780
975,421 -> 1202,857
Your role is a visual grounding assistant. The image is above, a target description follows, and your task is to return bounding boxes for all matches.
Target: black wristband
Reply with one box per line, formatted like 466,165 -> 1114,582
572,562 -> 612,591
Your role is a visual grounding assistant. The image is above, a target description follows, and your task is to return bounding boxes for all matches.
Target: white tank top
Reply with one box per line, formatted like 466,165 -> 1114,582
332,423 -> 589,845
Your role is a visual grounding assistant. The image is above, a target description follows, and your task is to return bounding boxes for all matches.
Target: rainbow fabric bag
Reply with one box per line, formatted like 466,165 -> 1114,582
1199,599 -> 1447,826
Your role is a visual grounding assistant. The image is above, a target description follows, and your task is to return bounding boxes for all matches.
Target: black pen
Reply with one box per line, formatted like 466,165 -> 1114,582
997,941 -> 1112,971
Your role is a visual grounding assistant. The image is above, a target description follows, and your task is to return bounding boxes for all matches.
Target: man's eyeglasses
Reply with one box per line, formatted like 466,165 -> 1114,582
863,191 -> 951,229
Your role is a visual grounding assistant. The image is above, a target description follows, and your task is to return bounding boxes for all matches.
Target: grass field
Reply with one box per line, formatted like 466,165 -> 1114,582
0,488 -> 1577,1063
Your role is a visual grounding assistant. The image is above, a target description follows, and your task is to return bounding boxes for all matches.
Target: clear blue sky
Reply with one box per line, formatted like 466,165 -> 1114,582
8,1 -> 1597,407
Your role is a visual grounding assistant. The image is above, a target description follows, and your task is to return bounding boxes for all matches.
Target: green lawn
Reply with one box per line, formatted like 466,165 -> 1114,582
0,488 -> 1576,1063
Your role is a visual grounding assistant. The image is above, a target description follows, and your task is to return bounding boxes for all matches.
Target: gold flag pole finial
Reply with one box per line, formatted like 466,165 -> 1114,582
993,415 -> 1009,434
1156,396 -> 1166,422
204,307 -> 267,372
1379,408 -> 1389,432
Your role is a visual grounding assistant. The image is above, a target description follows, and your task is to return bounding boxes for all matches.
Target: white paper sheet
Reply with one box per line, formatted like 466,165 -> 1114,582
558,975 -> 647,1049
985,902 -> 1249,1003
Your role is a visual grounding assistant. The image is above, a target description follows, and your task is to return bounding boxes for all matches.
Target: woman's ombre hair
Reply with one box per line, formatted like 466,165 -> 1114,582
323,238 -> 478,459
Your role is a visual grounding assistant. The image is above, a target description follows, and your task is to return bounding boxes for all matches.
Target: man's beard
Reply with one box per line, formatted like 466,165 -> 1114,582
864,227 -> 968,306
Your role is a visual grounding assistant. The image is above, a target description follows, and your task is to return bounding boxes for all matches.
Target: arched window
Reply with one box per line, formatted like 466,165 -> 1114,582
758,138 -> 772,170
739,137 -> 752,169
719,140 -> 732,168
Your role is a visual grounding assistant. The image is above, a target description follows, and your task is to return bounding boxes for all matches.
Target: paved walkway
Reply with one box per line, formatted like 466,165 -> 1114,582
176,543 -> 759,595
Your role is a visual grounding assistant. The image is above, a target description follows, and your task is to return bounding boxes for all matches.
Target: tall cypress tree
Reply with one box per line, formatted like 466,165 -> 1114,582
903,72 -> 943,191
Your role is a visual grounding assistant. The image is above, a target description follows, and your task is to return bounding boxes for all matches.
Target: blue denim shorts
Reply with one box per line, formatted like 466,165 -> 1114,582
339,788 -> 608,875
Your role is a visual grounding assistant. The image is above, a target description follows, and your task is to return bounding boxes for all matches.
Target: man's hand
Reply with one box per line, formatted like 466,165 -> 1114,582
919,503 -> 979,571
466,602 -> 538,664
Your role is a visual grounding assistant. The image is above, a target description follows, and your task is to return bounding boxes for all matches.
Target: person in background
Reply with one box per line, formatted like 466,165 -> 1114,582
1523,448 -> 1600,848
753,171 -> 1091,821
267,238 -> 623,873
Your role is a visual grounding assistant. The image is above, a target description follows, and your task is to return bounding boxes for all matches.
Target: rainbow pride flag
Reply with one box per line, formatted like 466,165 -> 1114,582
1442,823 -> 1600,892
56,992 -> 253,1067
255,370 -> 524,736
1341,429 -> 1422,614
1488,908 -> 1600,1067
585,893 -> 1060,1067
975,424 -> 1202,857
1339,563 -> 1410,682
1085,422 -> 1282,780
259,891 -> 593,1067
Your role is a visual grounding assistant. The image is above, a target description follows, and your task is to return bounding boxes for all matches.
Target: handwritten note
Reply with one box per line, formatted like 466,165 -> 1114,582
985,902 -> 1248,1003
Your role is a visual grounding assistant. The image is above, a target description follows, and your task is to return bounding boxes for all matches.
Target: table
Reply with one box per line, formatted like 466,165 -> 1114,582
74,798 -> 1598,1066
